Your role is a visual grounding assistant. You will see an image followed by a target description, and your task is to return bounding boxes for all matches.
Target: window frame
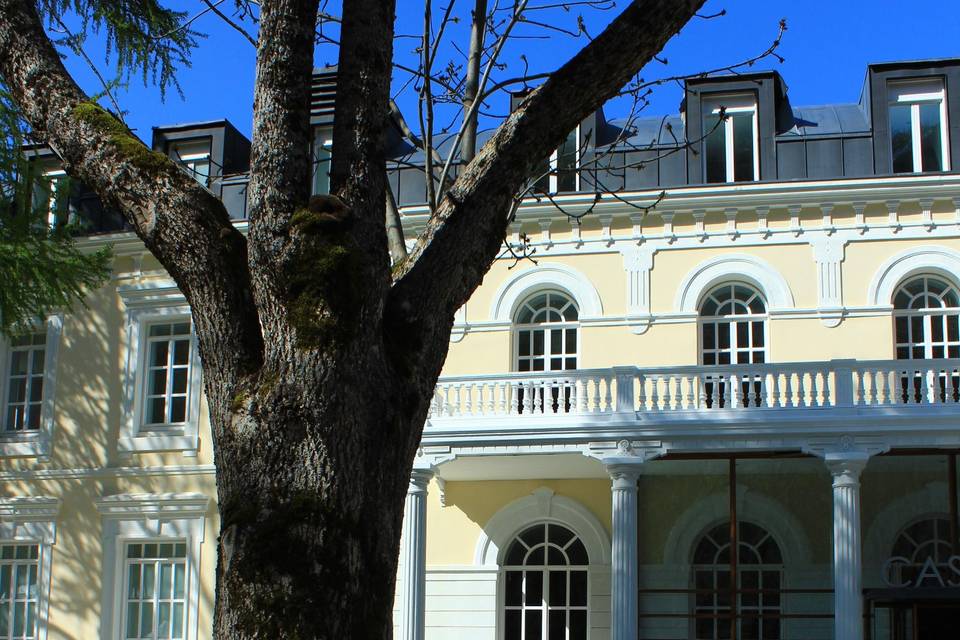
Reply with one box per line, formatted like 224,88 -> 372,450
698,283 -> 769,367
499,521 -> 590,640
0,316 -> 62,459
702,94 -> 760,183
888,79 -> 950,174
119,283 -> 202,455
311,127 -> 333,195
168,140 -> 212,187
96,494 -> 208,640
511,290 -> 580,374
0,497 -> 60,640
892,274 -> 960,360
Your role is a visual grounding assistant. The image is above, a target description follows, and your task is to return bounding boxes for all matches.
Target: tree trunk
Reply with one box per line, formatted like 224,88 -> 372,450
460,0 -> 487,163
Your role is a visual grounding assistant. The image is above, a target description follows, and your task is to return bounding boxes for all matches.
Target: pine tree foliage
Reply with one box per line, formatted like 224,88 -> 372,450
0,88 -> 110,336
38,0 -> 198,97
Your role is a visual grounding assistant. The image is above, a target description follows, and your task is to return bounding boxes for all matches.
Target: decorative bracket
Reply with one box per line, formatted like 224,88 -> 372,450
692,209 -> 708,242
852,201 -> 868,234
885,199 -> 901,233
620,246 -> 656,334
755,206 -> 770,239
919,198 -> 935,232
811,236 -> 848,327
788,204 -> 803,237
584,439 -> 667,464
724,208 -> 739,239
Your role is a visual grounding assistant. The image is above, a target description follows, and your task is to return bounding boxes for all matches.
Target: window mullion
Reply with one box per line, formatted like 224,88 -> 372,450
725,117 -> 735,182
165,337 -> 176,424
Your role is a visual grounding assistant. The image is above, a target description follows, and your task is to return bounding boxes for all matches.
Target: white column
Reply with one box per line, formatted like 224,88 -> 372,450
608,462 -> 641,640
826,452 -> 869,640
399,469 -> 433,640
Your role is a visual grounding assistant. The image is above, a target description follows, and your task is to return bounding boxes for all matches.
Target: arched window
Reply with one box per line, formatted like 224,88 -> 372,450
889,516 -> 953,587
692,521 -> 782,640
515,292 -> 579,373
893,275 -> 960,360
502,522 -> 589,640
699,285 -> 767,408
700,284 -> 767,366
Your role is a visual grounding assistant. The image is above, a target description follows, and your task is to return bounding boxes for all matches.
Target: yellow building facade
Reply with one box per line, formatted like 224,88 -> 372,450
4,61 -> 960,640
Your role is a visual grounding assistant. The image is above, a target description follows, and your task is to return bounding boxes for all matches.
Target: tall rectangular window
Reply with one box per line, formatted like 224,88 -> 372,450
4,334 -> 45,432
30,167 -> 68,228
889,79 -> 950,173
0,543 -> 39,640
312,128 -> 332,195
533,127 -> 580,194
123,542 -> 188,640
169,141 -> 211,187
143,322 -> 192,427
702,95 -> 758,183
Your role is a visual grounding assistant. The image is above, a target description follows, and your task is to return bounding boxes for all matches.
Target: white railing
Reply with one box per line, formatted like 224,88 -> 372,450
428,359 -> 960,419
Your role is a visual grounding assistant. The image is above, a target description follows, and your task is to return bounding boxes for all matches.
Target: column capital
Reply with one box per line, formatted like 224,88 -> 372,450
408,469 -> 434,495
604,460 -> 643,491
824,451 -> 870,487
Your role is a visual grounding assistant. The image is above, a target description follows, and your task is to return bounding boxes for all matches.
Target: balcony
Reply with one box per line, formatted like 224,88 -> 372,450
423,359 -> 960,450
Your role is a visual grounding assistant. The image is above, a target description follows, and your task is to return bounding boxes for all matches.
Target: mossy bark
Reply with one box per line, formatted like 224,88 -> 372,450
0,0 -> 705,638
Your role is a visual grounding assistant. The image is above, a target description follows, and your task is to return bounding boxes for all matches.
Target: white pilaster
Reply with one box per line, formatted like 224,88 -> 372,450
825,452 -> 869,640
607,461 -> 641,640
399,469 -> 433,640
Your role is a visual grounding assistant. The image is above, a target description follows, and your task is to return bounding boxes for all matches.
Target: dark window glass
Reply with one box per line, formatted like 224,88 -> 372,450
920,102 -> 943,172
505,570 -> 523,605
505,610 -> 521,640
732,112 -> 755,182
525,571 -> 543,605
890,104 -> 914,173
556,130 -> 578,192
548,570 -> 566,606
524,610 -> 542,640
569,571 -> 587,606
704,114 -> 726,183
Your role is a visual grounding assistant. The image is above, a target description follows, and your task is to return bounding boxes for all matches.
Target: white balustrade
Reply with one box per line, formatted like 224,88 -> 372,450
427,359 -> 960,420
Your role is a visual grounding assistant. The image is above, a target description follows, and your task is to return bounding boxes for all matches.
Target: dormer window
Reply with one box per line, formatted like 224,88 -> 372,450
31,165 -> 68,227
312,127 -> 332,195
703,95 -> 759,183
533,127 -> 580,194
889,79 -> 949,173
169,140 -> 211,186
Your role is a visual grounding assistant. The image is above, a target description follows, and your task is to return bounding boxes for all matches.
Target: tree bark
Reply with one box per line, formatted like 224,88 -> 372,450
0,0 -> 705,638
460,0 -> 487,163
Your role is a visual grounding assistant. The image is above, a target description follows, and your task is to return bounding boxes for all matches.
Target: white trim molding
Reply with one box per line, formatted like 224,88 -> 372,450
473,487 -> 610,567
621,247 -> 657,334
0,314 -> 63,459
118,281 -> 203,455
867,245 -> 960,306
0,496 -> 61,640
96,493 -> 209,640
489,263 -> 603,322
674,254 -> 795,313
810,237 -> 848,327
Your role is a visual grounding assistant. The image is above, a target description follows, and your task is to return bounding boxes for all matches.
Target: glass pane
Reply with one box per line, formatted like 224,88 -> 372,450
566,539 -> 588,565
519,332 -> 530,357
551,330 -> 562,354
548,570 -> 566,606
159,563 -> 172,598
150,342 -> 169,367
128,565 -> 141,598
732,112 -> 755,182
173,563 -> 185,599
526,547 -> 544,565
569,610 -> 587,640
10,352 -> 26,376
549,525 -> 574,548
890,104 -> 914,172
920,102 -> 943,172
158,603 -> 171,639
525,570 -> 543,605
149,398 -> 166,424
172,369 -> 188,394
505,570 -> 523,606
31,349 -> 44,372
525,610 -> 542,640
533,332 -> 544,356
505,610 -> 521,640
149,323 -> 171,337
140,602 -> 154,639
570,570 -> 588,606
172,322 -> 190,335
547,547 -> 565,566
565,329 -> 577,353
172,603 -> 184,639
170,397 -> 187,423
126,602 -> 139,639
704,114 -> 726,183
173,340 -> 190,365
520,525 -> 545,547
143,563 -> 156,598
549,610 -> 566,640
150,369 -> 167,395
556,130 -> 578,192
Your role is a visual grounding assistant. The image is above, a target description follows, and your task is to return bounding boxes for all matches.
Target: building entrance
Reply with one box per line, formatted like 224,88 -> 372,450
870,600 -> 960,640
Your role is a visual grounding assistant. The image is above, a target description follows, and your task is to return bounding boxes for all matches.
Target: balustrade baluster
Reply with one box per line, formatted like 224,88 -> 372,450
662,376 -> 673,410
575,378 -> 585,414
649,377 -> 660,411
926,368 -> 937,404
604,377 -> 614,412
685,375 -> 695,410
637,375 -> 647,411
726,372 -> 737,409
857,369 -> 868,406
769,372 -> 781,408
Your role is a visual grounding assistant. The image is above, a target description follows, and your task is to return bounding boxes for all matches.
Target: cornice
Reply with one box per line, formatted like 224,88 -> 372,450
95,492 -> 210,519
0,497 -> 60,521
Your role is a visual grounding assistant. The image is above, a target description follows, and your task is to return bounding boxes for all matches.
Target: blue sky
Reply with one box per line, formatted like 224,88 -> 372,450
60,0 -> 960,143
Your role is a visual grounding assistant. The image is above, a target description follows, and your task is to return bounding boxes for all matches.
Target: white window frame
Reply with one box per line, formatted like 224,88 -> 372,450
0,316 -> 62,459
0,497 -> 60,640
702,95 -> 760,183
512,291 -> 580,374
119,282 -> 202,455
312,127 -> 333,195
889,79 -> 950,173
96,494 -> 208,640
548,126 -> 580,194
168,141 -> 211,186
